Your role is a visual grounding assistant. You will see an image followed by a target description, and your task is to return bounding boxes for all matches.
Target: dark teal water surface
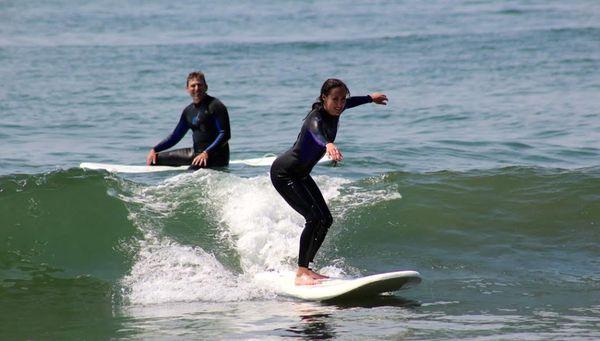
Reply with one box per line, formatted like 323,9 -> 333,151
1,1 -> 599,339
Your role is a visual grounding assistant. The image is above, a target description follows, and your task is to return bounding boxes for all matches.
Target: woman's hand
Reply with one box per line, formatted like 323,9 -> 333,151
326,143 -> 343,162
192,151 -> 209,167
146,149 -> 157,165
370,93 -> 388,105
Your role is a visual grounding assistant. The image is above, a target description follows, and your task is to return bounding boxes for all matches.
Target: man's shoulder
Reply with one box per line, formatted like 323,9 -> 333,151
206,95 -> 227,112
207,95 -> 224,106
182,102 -> 195,113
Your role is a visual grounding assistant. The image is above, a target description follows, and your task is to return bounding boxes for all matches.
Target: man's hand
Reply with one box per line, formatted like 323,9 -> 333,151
146,149 -> 157,165
370,93 -> 388,105
192,151 -> 209,167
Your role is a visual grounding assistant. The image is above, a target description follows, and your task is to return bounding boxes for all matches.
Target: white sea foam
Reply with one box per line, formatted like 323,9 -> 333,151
120,170 -> 402,304
209,173 -> 350,274
120,233 -> 264,305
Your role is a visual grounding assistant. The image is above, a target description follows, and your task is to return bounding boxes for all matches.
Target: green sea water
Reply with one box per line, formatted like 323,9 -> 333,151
1,0 -> 599,339
1,167 -> 598,338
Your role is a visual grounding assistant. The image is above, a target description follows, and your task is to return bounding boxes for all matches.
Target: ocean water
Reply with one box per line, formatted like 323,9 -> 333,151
1,0 -> 599,339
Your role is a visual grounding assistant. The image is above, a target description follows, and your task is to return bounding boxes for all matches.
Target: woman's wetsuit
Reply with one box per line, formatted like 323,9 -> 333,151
270,95 -> 372,267
153,95 -> 231,168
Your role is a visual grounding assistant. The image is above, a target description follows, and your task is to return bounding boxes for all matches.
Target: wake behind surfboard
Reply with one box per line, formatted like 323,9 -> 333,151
256,270 -> 421,301
80,155 -> 331,173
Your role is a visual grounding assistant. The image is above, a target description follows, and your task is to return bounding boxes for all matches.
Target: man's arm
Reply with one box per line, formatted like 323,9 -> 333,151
203,99 -> 231,154
147,113 -> 189,165
153,113 -> 189,153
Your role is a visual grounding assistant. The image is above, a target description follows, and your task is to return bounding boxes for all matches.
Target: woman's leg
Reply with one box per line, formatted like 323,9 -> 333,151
271,175 -> 320,268
271,174 -> 332,283
302,175 -> 333,266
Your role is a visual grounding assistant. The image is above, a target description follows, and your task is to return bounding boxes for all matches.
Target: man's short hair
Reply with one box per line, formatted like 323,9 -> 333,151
186,71 -> 207,87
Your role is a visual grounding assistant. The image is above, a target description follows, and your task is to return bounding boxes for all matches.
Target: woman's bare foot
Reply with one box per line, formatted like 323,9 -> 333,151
295,267 -> 322,286
295,274 -> 321,286
308,268 -> 329,280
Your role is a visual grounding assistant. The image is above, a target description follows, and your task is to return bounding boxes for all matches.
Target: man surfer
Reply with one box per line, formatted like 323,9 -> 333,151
146,71 -> 231,169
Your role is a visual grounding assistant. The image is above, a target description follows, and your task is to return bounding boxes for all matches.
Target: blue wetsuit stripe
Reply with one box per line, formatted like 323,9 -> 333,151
204,114 -> 225,153
154,115 -> 189,152
308,129 -> 328,147
307,115 -> 330,146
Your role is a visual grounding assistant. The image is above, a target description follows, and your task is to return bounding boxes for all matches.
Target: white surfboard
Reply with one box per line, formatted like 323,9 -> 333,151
79,162 -> 189,173
80,155 -> 331,173
231,155 -> 332,166
228,155 -> 278,166
262,270 -> 421,301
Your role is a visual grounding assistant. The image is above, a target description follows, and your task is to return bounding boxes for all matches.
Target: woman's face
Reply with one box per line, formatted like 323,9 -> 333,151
322,87 -> 347,116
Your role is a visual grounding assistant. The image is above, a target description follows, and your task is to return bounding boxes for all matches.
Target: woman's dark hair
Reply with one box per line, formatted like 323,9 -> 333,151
311,78 -> 350,110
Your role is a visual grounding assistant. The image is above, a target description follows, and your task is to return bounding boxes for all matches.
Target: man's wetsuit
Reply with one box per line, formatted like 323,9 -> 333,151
153,95 -> 231,168
270,95 -> 373,268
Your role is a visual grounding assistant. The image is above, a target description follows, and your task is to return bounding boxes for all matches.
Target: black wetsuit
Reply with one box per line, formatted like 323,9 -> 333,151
153,95 -> 231,168
270,95 -> 373,268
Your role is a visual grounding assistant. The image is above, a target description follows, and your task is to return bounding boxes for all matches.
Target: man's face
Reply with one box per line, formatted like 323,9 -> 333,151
187,78 -> 207,103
